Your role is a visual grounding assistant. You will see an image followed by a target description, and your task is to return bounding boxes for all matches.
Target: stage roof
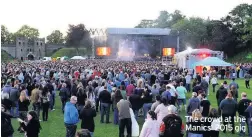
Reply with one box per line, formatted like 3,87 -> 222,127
106,28 -> 171,35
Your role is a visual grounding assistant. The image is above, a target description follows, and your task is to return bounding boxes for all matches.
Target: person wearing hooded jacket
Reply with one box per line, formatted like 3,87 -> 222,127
187,92 -> 200,116
216,84 -> 228,107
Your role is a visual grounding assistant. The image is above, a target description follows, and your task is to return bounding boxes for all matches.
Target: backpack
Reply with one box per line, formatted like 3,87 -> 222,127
160,115 -> 183,137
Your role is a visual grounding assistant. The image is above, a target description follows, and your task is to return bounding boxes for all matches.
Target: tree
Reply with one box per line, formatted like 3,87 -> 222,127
46,30 -> 64,44
135,20 -> 154,28
155,11 -> 171,28
1,25 -> 12,44
65,24 -> 91,55
15,25 -> 39,40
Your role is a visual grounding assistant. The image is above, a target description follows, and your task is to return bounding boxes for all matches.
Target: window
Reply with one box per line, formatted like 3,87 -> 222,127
19,42 -> 21,45
37,42 -> 39,45
40,43 -> 42,46
30,49 -> 32,51
21,49 -> 22,52
27,49 -> 29,52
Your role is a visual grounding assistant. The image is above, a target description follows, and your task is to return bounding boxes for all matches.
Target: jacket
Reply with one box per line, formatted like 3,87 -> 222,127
129,94 -> 143,110
99,90 -> 111,104
64,102 -> 79,124
1,111 -> 14,137
238,98 -> 251,117
187,97 -> 200,115
20,119 -> 41,137
139,119 -> 159,137
220,98 -> 237,115
9,87 -> 20,103
79,107 -> 96,132
2,85 -> 12,94
216,86 -> 228,104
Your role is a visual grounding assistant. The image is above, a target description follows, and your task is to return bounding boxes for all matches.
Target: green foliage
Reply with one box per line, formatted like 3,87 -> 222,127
46,30 -> 65,44
14,25 -> 39,40
65,24 -> 91,55
1,25 -> 15,44
136,4 -> 252,57
227,51 -> 252,63
51,48 -> 87,58
1,50 -> 13,61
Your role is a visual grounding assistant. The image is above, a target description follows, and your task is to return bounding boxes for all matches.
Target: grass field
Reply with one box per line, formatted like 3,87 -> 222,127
11,79 -> 251,137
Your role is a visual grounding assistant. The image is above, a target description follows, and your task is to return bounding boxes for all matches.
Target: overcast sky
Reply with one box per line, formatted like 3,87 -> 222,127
1,0 -> 251,37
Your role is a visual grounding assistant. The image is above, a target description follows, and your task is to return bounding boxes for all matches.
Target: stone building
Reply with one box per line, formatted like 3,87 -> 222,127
1,37 -> 65,60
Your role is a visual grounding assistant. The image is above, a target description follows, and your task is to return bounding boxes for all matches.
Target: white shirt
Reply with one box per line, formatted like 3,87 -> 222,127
211,77 -> 218,84
167,84 -> 176,97
185,75 -> 192,84
205,75 -> 210,83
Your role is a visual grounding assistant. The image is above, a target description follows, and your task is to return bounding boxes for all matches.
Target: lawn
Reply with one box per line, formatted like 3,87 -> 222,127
11,79 -> 251,137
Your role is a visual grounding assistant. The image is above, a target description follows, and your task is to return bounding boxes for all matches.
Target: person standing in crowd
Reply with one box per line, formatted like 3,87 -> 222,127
219,93 -> 237,134
201,77 -> 209,95
17,91 -> 30,133
18,111 -> 41,137
99,84 -> 112,123
161,85 -> 171,102
142,86 -> 153,119
229,78 -> 239,90
2,93 -> 12,113
223,81 -> 229,89
50,82 -> 56,111
76,82 -> 87,113
187,92 -> 200,116
200,93 -> 210,117
120,85 -> 127,99
94,82 -> 101,112
139,111 -> 159,137
245,102 -> 252,137
210,75 -> 218,93
193,82 -> 202,95
176,82 -> 187,112
30,84 -> 41,121
216,84 -> 228,114
185,73 -> 192,92
117,98 -> 132,137
167,81 -> 177,105
154,97 -> 169,125
238,92 -> 251,136
206,108 -> 220,137
244,72 -> 251,89
230,85 -> 238,102
126,81 -> 135,98
79,100 -> 97,137
160,105 -> 183,137
41,87 -> 50,121
111,89 -> 123,125
2,105 -> 15,137
187,109 -> 204,137
64,96 -> 79,137
151,95 -> 161,111
59,83 -> 70,113
129,91 -> 142,120
10,84 -> 20,117
2,80 -> 12,94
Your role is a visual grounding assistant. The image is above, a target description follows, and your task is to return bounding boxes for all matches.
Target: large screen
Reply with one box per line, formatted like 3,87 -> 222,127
162,48 -> 175,56
96,47 -> 111,56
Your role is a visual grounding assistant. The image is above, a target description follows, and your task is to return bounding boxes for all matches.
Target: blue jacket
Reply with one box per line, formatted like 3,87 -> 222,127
64,102 -> 79,124
2,85 -> 12,94
119,73 -> 125,81
161,90 -> 171,101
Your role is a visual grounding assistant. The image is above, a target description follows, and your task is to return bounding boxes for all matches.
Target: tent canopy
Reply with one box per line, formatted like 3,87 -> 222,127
193,57 -> 233,67
71,56 -> 86,60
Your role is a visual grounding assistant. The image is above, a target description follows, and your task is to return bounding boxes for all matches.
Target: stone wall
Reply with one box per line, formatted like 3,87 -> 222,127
1,45 -> 16,57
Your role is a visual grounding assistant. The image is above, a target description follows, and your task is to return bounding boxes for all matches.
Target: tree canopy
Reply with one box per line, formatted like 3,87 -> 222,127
65,24 -> 91,55
46,30 -> 64,44
135,3 -> 252,57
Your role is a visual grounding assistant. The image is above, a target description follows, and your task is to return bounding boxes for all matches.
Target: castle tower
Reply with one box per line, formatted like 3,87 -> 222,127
33,38 -> 45,59
15,37 -> 28,60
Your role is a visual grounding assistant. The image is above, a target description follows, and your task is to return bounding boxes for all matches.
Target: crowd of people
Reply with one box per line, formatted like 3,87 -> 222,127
1,60 -> 252,137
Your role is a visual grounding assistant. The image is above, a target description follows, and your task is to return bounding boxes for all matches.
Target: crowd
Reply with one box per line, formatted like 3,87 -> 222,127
1,60 -> 252,137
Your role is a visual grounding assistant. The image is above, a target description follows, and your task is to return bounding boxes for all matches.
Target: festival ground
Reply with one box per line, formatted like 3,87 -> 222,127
11,79 -> 251,137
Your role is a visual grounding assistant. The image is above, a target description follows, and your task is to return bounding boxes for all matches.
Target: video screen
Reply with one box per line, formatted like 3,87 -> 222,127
96,47 -> 111,56
162,48 -> 175,56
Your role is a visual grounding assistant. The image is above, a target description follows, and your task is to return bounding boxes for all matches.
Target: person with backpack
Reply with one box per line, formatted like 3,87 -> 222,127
238,92 -> 251,136
160,105 -> 184,137
139,111 -> 159,137
187,92 -> 200,116
59,83 -> 70,113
